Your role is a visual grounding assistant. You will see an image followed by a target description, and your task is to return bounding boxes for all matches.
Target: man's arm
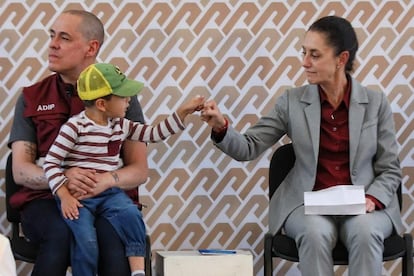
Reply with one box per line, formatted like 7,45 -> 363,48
11,141 -> 48,190
9,94 -> 48,189
113,139 -> 148,189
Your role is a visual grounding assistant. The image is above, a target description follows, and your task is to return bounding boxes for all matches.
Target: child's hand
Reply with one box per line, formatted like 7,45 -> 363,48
60,196 -> 83,220
177,95 -> 205,121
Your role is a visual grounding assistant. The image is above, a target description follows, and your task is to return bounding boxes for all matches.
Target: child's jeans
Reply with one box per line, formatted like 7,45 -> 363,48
57,187 -> 147,276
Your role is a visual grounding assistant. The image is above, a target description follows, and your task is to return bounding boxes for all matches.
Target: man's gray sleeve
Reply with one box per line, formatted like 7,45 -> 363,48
125,96 -> 145,124
8,93 -> 37,148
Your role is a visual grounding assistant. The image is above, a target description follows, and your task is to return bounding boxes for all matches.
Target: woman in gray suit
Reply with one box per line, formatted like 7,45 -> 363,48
201,16 -> 402,276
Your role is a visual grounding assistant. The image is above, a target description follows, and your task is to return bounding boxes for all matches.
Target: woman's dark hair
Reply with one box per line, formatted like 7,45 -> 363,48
308,16 -> 358,72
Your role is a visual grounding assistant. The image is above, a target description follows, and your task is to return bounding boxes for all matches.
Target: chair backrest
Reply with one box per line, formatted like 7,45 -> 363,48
396,181 -> 402,211
269,143 -> 295,200
5,153 -> 21,223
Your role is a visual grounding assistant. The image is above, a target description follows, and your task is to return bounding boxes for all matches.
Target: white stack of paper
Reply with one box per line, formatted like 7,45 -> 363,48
304,185 -> 366,215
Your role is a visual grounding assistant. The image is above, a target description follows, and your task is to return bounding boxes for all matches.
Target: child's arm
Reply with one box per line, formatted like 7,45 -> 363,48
56,184 -> 83,220
43,121 -> 78,194
126,95 -> 205,143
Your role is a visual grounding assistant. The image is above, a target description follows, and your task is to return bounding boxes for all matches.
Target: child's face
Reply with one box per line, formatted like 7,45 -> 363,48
104,95 -> 131,118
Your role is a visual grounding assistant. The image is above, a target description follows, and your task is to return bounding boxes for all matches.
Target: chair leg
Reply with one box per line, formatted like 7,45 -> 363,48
145,234 -> 152,276
264,233 -> 273,276
402,233 -> 413,276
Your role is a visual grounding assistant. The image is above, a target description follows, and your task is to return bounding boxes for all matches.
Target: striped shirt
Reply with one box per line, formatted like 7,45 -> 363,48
44,111 -> 185,194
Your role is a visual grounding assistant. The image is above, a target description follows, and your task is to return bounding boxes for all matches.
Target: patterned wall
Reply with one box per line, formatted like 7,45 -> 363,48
1,1 -> 413,275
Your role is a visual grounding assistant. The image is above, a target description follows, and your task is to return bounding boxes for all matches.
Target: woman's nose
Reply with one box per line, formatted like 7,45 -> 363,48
302,54 -> 311,67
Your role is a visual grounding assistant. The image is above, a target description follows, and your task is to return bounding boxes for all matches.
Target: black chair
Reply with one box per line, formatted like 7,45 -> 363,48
145,235 -> 152,276
5,152 -> 153,275
264,143 -> 413,276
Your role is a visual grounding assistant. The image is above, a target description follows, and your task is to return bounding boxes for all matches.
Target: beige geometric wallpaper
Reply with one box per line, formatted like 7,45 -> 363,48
1,1 -> 413,275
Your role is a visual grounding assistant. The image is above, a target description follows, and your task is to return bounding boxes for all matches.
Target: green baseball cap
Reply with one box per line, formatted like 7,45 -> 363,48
77,63 -> 144,101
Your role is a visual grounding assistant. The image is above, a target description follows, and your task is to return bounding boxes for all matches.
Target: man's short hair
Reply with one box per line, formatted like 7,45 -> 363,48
63,10 -> 104,47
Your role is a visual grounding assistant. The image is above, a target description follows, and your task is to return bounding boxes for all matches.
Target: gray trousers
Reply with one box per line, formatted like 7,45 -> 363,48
284,205 -> 393,276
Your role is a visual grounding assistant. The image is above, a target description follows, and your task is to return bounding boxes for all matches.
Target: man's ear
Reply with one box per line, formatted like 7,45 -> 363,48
86,40 -> 100,57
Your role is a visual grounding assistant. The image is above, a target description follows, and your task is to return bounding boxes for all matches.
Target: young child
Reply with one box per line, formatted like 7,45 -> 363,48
43,63 -> 204,276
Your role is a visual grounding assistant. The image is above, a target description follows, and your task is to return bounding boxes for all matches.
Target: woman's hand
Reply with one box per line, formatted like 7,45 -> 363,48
365,197 -> 376,213
200,100 -> 227,132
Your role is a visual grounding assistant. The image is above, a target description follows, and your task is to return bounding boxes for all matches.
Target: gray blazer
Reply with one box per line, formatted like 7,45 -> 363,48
214,77 -> 403,235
